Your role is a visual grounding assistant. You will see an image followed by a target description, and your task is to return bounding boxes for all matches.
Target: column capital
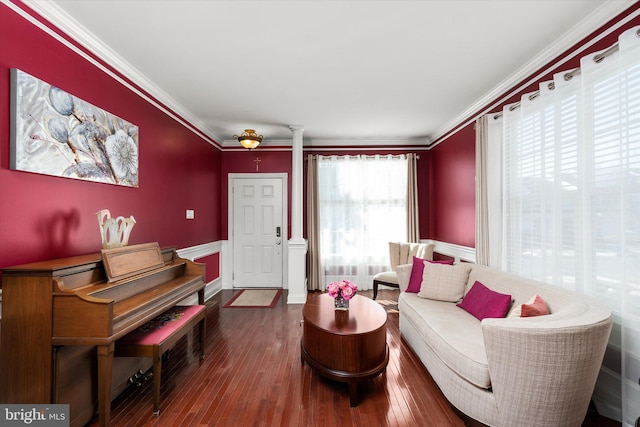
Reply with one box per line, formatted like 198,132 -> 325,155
289,125 -> 305,134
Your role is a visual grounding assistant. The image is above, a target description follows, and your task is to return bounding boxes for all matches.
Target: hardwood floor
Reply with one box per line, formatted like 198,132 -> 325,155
87,289 -> 618,427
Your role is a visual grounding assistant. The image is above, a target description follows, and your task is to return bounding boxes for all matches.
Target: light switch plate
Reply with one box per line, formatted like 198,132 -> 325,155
186,209 -> 195,219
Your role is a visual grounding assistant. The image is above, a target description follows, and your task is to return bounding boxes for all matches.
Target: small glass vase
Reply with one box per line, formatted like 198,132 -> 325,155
334,293 -> 349,311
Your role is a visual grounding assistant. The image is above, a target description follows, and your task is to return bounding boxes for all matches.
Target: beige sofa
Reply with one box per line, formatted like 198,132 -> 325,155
396,262 -> 612,427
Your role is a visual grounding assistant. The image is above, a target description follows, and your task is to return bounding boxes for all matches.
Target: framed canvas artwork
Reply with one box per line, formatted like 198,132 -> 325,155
10,68 -> 139,187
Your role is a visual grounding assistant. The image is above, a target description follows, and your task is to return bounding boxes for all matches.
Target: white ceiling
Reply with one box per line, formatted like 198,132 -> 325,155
20,0 -> 634,147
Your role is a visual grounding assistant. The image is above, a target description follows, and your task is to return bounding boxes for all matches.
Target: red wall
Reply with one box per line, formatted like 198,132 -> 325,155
220,149 -> 292,240
426,3 -> 640,248
427,127 -> 476,247
0,3 -> 222,267
196,253 -> 220,283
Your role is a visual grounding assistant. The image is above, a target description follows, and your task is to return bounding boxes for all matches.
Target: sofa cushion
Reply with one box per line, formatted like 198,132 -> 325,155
396,264 -> 413,292
418,263 -> 471,302
510,294 -> 550,317
399,292 -> 491,389
457,281 -> 512,320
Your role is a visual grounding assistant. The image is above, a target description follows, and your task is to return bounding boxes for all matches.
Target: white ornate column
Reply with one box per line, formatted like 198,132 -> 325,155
287,125 -> 308,304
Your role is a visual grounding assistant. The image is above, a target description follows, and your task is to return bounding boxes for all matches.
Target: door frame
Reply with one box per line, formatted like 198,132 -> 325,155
228,173 -> 288,289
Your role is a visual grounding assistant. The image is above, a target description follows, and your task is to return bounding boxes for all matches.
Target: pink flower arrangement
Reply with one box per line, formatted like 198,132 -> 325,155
327,280 -> 358,300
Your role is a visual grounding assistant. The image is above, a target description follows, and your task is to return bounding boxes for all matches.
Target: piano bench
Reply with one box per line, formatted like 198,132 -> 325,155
115,304 -> 206,416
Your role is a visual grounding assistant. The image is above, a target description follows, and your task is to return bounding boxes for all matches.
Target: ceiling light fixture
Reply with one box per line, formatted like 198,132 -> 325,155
234,129 -> 263,150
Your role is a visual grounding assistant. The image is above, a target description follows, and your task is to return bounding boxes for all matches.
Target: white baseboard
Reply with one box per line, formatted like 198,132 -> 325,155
179,278 -> 221,305
205,278 -> 222,300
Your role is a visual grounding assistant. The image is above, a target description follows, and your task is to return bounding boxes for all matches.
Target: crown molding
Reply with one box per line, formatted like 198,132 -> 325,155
428,0 -> 637,147
221,137 -> 430,150
17,0 -> 225,147
303,138 -> 429,148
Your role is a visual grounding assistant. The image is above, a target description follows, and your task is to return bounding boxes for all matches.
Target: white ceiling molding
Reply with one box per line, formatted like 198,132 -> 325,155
303,138 -> 430,148
18,0 -> 225,147
222,137 -> 431,150
303,145 -> 431,153
427,0 -> 637,147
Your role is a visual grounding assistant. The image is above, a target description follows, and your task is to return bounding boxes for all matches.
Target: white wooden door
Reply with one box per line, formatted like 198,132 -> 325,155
232,177 -> 284,288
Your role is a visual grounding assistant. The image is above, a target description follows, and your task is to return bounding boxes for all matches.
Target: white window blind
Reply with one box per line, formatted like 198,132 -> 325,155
501,26 -> 640,426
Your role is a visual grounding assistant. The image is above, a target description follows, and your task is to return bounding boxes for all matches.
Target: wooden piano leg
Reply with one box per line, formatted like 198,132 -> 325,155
97,343 -> 114,427
199,315 -> 206,360
52,346 -> 59,403
152,345 -> 162,416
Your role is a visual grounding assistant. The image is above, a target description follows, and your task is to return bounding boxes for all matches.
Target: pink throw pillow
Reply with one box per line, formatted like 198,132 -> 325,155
457,281 -> 512,321
406,256 -> 425,293
520,294 -> 550,317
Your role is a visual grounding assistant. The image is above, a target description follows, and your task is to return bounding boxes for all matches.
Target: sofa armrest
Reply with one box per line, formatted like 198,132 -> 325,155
396,263 -> 412,292
481,315 -> 612,426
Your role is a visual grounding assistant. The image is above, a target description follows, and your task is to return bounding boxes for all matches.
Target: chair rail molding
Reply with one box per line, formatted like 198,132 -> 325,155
177,241 -> 223,301
177,241 -> 222,261
423,240 -> 476,264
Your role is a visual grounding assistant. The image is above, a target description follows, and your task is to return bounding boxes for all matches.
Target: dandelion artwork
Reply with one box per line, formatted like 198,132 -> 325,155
10,69 -> 139,187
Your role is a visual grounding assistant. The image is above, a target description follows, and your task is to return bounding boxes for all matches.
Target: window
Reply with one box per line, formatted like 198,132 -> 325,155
317,155 -> 408,289
502,32 -> 640,314
497,26 -> 640,424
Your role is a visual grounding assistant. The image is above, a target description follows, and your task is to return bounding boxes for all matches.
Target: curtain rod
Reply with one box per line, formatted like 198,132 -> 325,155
307,153 -> 420,160
493,28 -> 640,120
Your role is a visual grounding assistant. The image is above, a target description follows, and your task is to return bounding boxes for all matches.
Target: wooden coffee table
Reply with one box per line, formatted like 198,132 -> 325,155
301,293 -> 388,406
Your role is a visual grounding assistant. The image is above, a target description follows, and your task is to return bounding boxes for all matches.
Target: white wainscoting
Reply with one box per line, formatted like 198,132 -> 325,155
423,239 -> 476,264
177,241 -> 223,303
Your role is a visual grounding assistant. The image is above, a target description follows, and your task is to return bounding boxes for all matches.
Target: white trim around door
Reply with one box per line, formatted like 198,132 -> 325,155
228,173 -> 288,289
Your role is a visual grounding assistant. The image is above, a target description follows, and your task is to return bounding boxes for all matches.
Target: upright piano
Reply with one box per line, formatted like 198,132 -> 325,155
0,242 -> 206,427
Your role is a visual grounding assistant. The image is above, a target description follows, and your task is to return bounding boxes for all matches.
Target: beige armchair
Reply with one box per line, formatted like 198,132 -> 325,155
372,242 -> 434,299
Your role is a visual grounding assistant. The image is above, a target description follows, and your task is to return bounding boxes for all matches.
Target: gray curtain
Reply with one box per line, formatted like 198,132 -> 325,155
306,154 -> 322,290
406,153 -> 420,243
475,115 -> 490,266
